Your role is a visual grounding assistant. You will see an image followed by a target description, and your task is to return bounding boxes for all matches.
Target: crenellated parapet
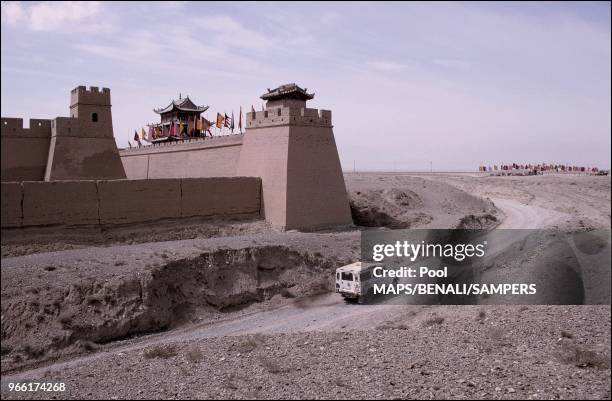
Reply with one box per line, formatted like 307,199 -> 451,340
1,118 -> 52,138
70,85 -> 111,108
247,107 -> 332,129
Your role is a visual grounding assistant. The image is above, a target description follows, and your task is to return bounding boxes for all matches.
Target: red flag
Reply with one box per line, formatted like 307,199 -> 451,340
169,122 -> 175,137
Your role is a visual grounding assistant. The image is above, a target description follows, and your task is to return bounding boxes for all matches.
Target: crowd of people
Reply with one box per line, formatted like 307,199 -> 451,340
478,163 -> 608,176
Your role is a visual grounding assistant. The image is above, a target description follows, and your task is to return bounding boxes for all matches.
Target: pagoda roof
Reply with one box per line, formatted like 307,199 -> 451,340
154,96 -> 209,114
260,83 -> 314,101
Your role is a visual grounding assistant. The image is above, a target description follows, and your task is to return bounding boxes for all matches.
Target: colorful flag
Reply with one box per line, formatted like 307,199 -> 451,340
141,127 -> 147,142
169,121 -> 175,137
216,113 -> 224,129
196,116 -> 202,130
202,117 -> 213,137
224,113 -> 230,128
134,130 -> 141,147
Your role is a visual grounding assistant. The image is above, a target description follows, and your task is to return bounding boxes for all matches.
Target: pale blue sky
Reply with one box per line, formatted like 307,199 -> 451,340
2,1 -> 610,170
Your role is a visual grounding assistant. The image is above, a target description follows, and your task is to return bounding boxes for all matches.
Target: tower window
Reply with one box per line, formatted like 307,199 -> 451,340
92,113 -> 98,122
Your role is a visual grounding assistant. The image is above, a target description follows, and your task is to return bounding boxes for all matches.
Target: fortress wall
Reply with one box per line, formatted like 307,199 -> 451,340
1,182 -> 22,228
236,126 -> 290,228
45,136 -> 127,181
181,177 -> 261,218
98,179 -> 181,224
285,125 -> 351,230
1,177 -> 262,228
119,135 -> 243,179
22,181 -> 99,226
1,118 -> 52,181
121,154 -> 149,179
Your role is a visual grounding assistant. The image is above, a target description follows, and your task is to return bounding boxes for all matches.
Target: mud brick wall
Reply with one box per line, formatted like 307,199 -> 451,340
1,182 -> 22,228
1,177 -> 261,228
1,118 -> 52,182
181,177 -> 261,218
22,181 -> 99,226
97,179 -> 181,224
119,135 -> 243,180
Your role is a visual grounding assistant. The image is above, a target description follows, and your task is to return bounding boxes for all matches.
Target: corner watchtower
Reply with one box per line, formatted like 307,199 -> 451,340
237,83 -> 351,230
45,85 -> 125,180
69,85 -> 113,138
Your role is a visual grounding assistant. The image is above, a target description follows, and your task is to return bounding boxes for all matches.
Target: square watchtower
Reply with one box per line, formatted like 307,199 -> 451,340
237,83 -> 351,230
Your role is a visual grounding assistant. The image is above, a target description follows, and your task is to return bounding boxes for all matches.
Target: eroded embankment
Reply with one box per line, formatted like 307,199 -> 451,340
349,188 -> 431,228
348,187 -> 498,230
0,245 -> 347,372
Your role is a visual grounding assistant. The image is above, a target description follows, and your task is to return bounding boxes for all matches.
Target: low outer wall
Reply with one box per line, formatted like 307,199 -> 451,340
23,181 -> 99,226
98,179 -> 181,224
1,182 -> 22,228
182,177 -> 261,218
1,177 -> 261,228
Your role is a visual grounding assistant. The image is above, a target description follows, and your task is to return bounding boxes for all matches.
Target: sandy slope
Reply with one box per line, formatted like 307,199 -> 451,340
1,173 -> 610,399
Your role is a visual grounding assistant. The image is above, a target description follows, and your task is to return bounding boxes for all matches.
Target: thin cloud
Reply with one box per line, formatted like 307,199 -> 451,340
367,60 -> 411,72
1,1 -> 106,32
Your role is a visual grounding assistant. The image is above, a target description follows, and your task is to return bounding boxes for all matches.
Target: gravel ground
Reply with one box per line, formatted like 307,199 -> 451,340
1,305 -> 609,400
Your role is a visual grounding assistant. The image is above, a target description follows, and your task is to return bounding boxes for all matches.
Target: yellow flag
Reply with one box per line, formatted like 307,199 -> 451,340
216,113 -> 223,129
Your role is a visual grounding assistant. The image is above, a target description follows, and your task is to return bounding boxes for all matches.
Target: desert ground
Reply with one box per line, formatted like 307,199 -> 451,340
1,173 -> 610,399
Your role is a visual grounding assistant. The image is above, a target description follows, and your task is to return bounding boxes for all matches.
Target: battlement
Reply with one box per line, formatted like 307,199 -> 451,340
1,118 -> 52,138
120,134 -> 244,153
50,116 -> 82,137
70,85 -> 111,107
247,107 -> 332,129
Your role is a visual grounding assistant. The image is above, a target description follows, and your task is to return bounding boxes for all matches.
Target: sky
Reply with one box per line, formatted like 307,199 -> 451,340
1,1 -> 610,171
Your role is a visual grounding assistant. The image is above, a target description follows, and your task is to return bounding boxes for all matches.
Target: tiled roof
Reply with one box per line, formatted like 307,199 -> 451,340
154,96 -> 209,114
260,83 -> 314,101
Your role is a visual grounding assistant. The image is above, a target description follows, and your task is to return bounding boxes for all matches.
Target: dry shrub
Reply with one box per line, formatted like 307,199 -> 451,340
558,341 -> 610,369
377,321 -> 409,330
224,373 -> 239,390
422,316 -> 445,327
259,356 -> 283,374
143,344 -> 178,359
232,334 -> 264,353
185,346 -> 204,363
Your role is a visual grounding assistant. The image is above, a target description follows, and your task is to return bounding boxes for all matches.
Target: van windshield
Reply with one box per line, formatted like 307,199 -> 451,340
341,272 -> 353,281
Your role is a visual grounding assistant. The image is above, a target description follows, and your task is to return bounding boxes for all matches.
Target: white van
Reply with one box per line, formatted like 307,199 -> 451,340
335,262 -> 378,304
